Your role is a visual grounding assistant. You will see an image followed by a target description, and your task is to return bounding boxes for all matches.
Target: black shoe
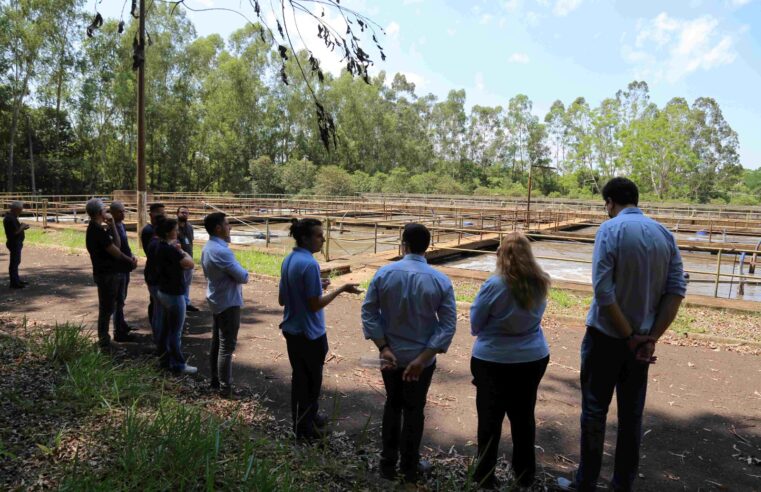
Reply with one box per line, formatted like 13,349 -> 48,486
314,412 -> 328,429
9,283 -> 25,289
122,324 -> 133,333
186,304 -> 200,312
210,379 -> 220,391
114,333 -> 136,343
19,280 -> 29,286
379,465 -> 397,481
402,460 -> 432,484
219,387 -> 240,400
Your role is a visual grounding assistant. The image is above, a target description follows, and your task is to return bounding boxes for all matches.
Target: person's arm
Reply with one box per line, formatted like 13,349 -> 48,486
9,218 -> 29,235
109,220 -> 121,250
404,280 -> 457,382
592,226 -> 633,338
306,284 -> 361,312
651,236 -> 687,340
217,247 -> 249,284
469,279 -> 494,336
105,243 -> 135,265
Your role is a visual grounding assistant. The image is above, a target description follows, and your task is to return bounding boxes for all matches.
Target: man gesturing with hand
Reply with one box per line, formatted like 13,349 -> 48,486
361,223 -> 457,484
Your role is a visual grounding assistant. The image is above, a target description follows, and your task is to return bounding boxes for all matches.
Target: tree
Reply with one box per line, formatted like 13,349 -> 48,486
314,165 -> 355,196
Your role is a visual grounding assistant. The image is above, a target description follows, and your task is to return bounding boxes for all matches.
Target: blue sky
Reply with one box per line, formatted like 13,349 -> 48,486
98,0 -> 761,169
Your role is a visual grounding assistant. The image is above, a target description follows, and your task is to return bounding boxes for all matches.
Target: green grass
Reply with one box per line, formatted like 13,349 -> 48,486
233,249 -> 284,277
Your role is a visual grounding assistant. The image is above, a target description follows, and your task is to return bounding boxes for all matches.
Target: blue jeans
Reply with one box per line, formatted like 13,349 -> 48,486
7,242 -> 22,286
183,268 -> 193,305
148,285 -> 165,355
576,328 -> 649,492
156,290 -> 187,371
113,273 -> 130,334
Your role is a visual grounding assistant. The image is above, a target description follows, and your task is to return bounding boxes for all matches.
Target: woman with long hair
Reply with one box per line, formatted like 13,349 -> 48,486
469,232 -> 551,489
279,218 -> 361,440
155,217 -> 197,374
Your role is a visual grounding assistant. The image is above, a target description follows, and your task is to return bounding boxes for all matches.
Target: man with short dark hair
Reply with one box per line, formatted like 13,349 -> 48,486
85,198 -> 138,348
142,203 -> 165,336
559,177 -> 687,492
177,206 -> 199,312
201,212 -> 249,398
4,201 -> 29,289
361,223 -> 457,484
110,201 -> 136,334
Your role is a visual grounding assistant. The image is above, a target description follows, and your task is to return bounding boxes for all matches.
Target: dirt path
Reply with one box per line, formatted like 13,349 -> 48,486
2,245 -> 760,491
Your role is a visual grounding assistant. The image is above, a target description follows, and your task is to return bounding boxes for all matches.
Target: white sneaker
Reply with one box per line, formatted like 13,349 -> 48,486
180,365 -> 198,375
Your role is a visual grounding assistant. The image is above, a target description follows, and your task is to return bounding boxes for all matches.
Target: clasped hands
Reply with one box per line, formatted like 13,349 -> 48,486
378,347 -> 433,382
627,334 -> 658,365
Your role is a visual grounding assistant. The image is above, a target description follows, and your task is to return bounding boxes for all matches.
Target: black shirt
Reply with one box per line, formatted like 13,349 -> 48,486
86,221 -> 119,275
140,224 -> 154,253
3,213 -> 24,247
144,236 -> 160,286
177,221 -> 194,256
156,241 -> 186,296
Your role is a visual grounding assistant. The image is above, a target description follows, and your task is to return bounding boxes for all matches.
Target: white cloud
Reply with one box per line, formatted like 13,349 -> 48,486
623,12 -> 737,83
502,0 -> 521,12
400,71 -> 427,89
386,21 -> 400,39
526,11 -> 541,26
402,0 -> 424,4
553,0 -> 582,16
447,27 -> 457,37
508,52 -> 531,63
480,14 -> 493,25
475,72 -> 485,91
729,0 -> 752,6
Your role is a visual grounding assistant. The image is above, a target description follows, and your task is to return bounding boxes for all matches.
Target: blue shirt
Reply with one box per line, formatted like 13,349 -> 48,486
116,222 -> 132,257
201,236 -> 249,314
470,275 -> 550,364
586,207 -> 687,338
361,254 -> 457,368
279,248 -> 325,340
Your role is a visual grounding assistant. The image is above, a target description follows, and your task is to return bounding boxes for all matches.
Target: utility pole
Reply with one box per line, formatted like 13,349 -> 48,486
136,0 -> 147,242
525,163 -> 555,231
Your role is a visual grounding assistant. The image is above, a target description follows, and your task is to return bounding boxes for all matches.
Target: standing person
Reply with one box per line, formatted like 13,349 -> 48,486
559,178 -> 686,492
110,201 -> 136,334
361,223 -> 457,484
279,218 -> 361,440
469,232 -> 551,489
201,212 -> 249,398
141,203 -> 165,337
4,201 -> 29,289
154,217 -> 197,374
177,206 -> 200,312
85,198 -> 138,348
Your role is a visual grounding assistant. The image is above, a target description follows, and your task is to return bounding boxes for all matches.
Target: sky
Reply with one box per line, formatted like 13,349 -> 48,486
97,0 -> 761,169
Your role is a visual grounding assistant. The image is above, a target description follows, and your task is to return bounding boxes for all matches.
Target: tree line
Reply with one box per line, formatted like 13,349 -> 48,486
2,0 -> 760,204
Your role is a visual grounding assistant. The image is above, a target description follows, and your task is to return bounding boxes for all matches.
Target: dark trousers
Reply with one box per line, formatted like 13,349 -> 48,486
7,242 -> 21,286
284,332 -> 328,437
380,362 -> 436,481
94,273 -> 120,346
576,328 -> 649,492
113,273 -> 130,334
471,355 -> 549,487
210,306 -> 241,390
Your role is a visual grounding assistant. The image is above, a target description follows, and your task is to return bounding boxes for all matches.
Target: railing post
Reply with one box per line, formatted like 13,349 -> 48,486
43,199 -> 48,229
265,218 -> 270,248
325,217 -> 331,262
374,222 -> 378,254
713,249 -> 723,297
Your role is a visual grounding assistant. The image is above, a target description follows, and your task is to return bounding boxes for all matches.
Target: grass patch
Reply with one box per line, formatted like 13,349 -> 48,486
234,249 -> 284,277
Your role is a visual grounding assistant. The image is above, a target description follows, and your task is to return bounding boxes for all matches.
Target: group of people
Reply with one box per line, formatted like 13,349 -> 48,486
276,177 -> 686,490
7,176 -> 686,490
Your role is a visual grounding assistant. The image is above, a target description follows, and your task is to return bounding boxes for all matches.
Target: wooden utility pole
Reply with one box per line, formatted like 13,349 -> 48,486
136,0 -> 147,239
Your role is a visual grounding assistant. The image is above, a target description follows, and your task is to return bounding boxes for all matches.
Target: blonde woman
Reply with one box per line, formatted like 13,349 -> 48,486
470,232 -> 551,489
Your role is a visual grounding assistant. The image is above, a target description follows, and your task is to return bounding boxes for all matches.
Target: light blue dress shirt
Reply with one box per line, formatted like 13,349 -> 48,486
586,207 -> 687,338
361,254 -> 457,368
201,236 -> 249,315
470,275 -> 550,364
279,247 -> 326,340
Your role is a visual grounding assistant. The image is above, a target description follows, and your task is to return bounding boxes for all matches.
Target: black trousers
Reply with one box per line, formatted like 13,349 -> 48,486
210,306 -> 241,390
471,355 -> 549,487
94,272 -> 120,346
7,242 -> 22,286
380,363 -> 436,481
284,332 -> 328,437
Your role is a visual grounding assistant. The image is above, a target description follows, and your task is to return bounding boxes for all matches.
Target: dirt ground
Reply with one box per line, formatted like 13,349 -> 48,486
2,245 -> 761,491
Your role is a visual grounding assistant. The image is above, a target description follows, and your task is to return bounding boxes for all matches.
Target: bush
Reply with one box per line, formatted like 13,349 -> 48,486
314,165 -> 356,196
